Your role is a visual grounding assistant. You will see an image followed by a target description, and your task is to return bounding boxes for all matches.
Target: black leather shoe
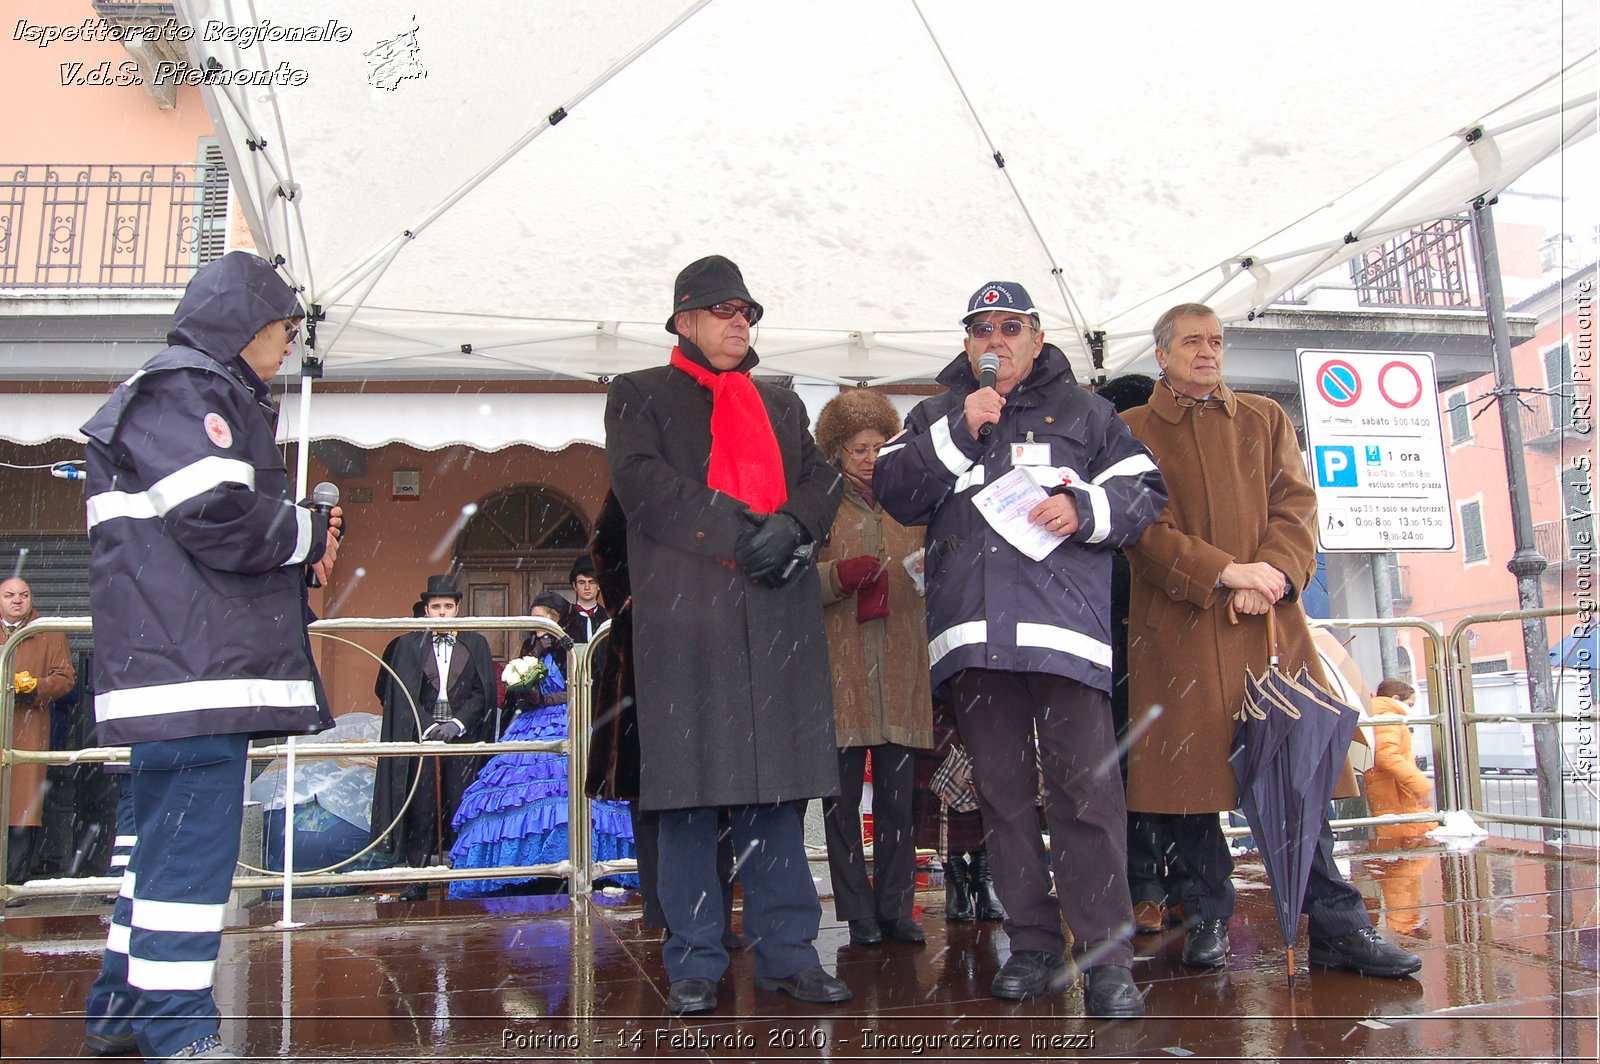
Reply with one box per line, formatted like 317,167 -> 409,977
664,977 -> 718,1014
990,950 -> 1071,999
968,848 -> 1007,922
754,966 -> 852,1004
879,917 -> 927,944
1309,927 -> 1422,978
84,1030 -> 139,1056
1181,918 -> 1230,969
847,918 -> 883,945
1083,965 -> 1146,1019
942,858 -> 974,920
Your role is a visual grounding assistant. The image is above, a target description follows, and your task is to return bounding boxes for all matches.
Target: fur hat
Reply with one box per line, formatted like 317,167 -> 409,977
815,389 -> 902,461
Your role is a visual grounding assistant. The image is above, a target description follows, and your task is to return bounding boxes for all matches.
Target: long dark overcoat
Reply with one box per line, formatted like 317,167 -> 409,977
604,346 -> 842,811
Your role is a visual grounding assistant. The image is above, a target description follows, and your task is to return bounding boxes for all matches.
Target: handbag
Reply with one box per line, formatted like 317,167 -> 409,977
930,743 -> 979,814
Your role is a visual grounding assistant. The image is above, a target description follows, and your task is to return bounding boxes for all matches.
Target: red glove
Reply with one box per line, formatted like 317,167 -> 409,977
834,555 -> 881,593
856,568 -> 890,623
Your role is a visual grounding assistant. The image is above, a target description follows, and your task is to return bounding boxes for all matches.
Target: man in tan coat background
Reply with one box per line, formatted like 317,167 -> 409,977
1122,304 -> 1419,980
2,577 -> 76,886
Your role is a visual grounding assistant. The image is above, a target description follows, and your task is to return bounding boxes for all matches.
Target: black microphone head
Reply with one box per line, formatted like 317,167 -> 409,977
311,481 -> 340,508
977,352 -> 1001,386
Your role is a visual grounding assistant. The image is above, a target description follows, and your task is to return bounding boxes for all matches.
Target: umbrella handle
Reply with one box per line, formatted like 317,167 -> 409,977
1226,598 -> 1282,666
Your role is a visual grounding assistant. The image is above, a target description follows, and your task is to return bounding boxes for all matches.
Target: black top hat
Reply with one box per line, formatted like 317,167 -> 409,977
665,255 -> 764,334
418,574 -> 462,604
568,554 -> 596,583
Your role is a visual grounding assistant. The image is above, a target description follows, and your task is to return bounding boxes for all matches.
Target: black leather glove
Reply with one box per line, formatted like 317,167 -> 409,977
736,510 -> 805,582
421,718 -> 465,743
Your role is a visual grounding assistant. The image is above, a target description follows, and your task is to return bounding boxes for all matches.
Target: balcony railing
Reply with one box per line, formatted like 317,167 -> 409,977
0,163 -> 227,289
1533,521 -> 1564,566
1350,216 -> 1479,309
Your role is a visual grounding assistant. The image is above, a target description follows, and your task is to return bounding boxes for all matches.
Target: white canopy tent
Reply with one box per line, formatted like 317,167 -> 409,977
175,0 -> 1596,393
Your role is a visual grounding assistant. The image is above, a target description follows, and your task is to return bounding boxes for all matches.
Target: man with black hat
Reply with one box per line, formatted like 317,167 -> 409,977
371,575 -> 497,899
562,555 -> 608,644
604,255 -> 846,1015
873,281 -> 1168,1019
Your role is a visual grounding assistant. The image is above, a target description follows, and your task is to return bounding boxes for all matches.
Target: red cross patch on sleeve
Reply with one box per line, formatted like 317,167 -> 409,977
203,412 -> 234,449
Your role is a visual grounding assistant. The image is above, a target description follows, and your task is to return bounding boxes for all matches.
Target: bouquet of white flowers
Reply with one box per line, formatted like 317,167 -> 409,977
501,655 -> 548,693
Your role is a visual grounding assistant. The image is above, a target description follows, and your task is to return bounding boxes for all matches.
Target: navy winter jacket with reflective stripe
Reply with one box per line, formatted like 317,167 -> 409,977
81,252 -> 332,745
872,345 -> 1168,694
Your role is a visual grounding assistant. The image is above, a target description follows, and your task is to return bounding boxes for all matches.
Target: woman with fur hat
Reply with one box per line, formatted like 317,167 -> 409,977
813,389 -> 936,945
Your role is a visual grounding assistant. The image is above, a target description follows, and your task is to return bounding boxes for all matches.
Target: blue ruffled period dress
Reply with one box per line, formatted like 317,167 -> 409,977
447,654 -> 636,897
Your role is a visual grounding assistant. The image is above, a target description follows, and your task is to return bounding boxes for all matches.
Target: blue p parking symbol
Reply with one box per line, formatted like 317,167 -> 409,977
1315,446 -> 1358,487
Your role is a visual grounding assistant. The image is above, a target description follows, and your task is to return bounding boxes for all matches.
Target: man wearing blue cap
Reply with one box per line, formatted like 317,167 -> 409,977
874,282 -> 1167,1018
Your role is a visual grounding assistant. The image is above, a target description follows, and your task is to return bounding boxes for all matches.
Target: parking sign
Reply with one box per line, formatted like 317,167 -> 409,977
1297,350 -> 1455,552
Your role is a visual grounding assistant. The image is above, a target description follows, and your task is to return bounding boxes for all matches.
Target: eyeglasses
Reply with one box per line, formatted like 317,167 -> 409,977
965,319 -> 1034,339
704,302 -> 762,325
1160,375 -> 1225,410
284,321 -> 301,345
845,443 -> 884,459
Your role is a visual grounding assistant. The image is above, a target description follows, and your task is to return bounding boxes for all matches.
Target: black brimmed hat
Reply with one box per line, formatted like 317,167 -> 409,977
532,591 -> 571,619
666,255 -> 764,334
417,574 -> 461,606
569,554 -> 596,583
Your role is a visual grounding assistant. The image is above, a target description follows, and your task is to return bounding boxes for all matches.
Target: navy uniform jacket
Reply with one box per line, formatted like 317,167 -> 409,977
81,252 -> 332,746
873,344 -> 1167,695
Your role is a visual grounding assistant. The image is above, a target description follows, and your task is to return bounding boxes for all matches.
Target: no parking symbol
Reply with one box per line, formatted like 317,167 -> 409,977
1316,360 -> 1362,407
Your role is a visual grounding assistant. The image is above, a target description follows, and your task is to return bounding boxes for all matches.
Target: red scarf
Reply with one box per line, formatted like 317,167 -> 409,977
670,346 -> 788,513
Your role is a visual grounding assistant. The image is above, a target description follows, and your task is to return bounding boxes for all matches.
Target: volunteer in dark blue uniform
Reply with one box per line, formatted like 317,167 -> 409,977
873,282 -> 1166,1019
80,251 -> 341,1062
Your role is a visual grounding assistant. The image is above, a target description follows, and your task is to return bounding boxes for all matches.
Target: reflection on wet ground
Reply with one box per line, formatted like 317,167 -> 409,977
2,836 -> 1594,1061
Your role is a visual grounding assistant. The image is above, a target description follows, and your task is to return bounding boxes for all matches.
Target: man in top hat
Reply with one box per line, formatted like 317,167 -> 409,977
873,281 -> 1168,1018
604,255 -> 846,1015
371,575 -> 496,899
562,555 -> 609,644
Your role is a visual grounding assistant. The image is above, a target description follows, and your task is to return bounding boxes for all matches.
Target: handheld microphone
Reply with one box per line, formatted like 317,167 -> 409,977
305,481 -> 340,588
977,352 -> 1000,438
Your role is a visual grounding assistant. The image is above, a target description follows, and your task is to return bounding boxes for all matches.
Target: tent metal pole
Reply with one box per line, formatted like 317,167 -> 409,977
907,0 -> 1092,364
1467,198 -> 1565,841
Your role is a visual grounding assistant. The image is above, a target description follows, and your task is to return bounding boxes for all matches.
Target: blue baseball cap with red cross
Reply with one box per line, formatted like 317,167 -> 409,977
962,281 -> 1037,324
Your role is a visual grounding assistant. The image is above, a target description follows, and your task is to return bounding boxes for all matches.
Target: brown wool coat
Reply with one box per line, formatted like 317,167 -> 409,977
1364,696 -> 1439,838
4,610 -> 76,827
1122,382 -> 1359,813
817,489 -> 933,751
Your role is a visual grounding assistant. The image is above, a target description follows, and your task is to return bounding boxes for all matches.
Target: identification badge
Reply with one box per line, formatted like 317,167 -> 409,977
1011,441 -> 1050,466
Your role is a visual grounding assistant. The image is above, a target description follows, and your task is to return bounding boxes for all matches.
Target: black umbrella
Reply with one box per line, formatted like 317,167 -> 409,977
1228,607 -> 1361,987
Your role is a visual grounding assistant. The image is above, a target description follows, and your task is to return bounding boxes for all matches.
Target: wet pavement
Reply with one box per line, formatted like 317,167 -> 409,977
1,836 -> 1594,1061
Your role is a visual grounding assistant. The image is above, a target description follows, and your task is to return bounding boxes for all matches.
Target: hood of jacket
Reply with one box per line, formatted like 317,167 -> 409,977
166,251 -> 303,365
